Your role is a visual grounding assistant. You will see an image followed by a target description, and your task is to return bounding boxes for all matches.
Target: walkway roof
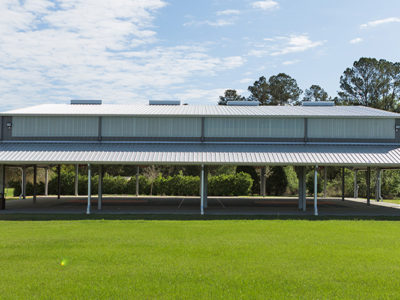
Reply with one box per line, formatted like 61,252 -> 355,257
2,104 -> 399,118
1,142 -> 400,167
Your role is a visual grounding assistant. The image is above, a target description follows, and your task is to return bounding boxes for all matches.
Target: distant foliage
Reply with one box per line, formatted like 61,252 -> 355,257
266,166 -> 288,196
9,170 -> 254,197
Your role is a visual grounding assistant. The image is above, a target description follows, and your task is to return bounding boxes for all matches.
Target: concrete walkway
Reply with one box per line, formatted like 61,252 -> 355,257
1,196 -> 400,216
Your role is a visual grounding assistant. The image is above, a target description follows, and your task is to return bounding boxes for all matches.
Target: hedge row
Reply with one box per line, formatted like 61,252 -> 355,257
9,171 -> 253,197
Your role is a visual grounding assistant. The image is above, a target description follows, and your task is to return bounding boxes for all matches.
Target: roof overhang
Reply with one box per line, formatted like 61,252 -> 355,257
1,142 -> 400,167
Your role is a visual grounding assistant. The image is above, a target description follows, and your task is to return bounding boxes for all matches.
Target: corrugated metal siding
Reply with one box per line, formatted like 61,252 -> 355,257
205,117 -> 304,138
12,117 -> 99,137
102,117 -> 201,137
308,118 -> 395,139
1,142 -> 400,167
3,104 -> 399,118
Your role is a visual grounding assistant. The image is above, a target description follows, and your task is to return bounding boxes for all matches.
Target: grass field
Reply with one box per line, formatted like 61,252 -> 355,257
383,199 -> 400,204
4,188 -> 14,198
1,216 -> 400,299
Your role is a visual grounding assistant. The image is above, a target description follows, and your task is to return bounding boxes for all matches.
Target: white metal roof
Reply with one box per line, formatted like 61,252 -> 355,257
2,104 -> 399,118
1,142 -> 400,167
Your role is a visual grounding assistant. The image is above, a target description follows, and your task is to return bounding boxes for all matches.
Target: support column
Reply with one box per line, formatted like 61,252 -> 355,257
375,168 -> 381,202
366,167 -> 371,206
44,167 -> 49,196
353,170 -> 358,199
87,164 -> 91,215
260,166 -> 266,197
74,164 -> 79,196
33,165 -> 37,204
302,167 -> 307,212
298,167 -> 303,210
22,167 -> 27,199
323,167 -> 327,199
0,165 -> 5,210
314,165 -> 318,216
98,165 -> 103,210
136,166 -> 139,197
57,165 -> 61,199
204,166 -> 208,208
341,167 -> 345,201
200,164 -> 205,215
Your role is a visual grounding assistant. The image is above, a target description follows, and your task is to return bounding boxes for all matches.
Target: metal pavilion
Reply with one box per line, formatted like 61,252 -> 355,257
1,100 -> 400,215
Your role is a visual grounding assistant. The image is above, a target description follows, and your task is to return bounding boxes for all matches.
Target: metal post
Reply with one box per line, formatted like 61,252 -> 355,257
22,167 -> 27,199
136,166 -> 139,197
75,164 -> 79,196
98,165 -> 103,210
260,166 -> 266,197
323,167 -> 327,199
302,166 -> 307,212
57,165 -> 61,199
314,165 -> 318,216
204,166 -> 208,208
379,170 -> 383,200
33,165 -> 37,204
0,165 -> 5,210
354,170 -> 358,199
341,167 -> 345,201
87,164 -> 91,215
200,164 -> 204,215
44,167 -> 49,196
366,167 -> 371,206
298,166 -> 303,210
375,168 -> 381,202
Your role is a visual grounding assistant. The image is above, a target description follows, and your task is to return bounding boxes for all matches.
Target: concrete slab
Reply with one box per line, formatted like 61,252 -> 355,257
1,196 -> 400,216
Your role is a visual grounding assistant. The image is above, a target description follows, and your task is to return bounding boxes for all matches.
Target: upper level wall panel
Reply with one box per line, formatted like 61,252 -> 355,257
308,118 -> 395,139
205,117 -> 304,138
12,116 -> 99,137
102,117 -> 201,137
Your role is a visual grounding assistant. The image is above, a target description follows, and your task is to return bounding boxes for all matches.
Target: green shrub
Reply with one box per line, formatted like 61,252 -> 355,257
127,175 -> 151,195
209,172 -> 253,196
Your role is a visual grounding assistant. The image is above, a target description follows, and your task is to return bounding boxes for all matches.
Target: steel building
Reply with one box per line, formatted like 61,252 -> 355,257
1,100 -> 400,215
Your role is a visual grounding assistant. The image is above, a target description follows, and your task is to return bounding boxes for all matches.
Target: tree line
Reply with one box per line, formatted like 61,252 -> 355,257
219,57 -> 400,112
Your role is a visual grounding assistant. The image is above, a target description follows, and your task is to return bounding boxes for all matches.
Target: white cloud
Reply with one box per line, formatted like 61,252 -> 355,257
216,9 -> 240,16
349,37 -> 363,44
282,60 -> 300,65
239,78 -> 253,84
271,34 -> 324,56
361,17 -> 400,29
247,34 -> 324,57
0,0 -> 244,110
184,18 -> 235,27
251,0 -> 279,10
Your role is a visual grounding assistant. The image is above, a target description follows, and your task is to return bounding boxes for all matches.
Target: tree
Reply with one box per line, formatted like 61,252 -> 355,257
218,89 -> 245,105
247,76 -> 270,105
265,166 -> 288,196
338,57 -> 400,111
142,165 -> 160,195
268,73 -> 302,105
303,85 -> 329,102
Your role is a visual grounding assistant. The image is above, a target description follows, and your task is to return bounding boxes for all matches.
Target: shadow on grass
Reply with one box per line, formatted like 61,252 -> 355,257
1,214 -> 400,221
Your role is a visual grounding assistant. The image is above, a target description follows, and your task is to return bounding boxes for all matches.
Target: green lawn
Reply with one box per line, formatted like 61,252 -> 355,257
4,188 -> 14,197
383,199 -> 400,204
1,217 -> 400,299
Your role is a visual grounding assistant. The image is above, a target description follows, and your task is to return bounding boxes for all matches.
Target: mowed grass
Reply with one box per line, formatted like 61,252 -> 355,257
1,218 -> 400,299
383,199 -> 400,204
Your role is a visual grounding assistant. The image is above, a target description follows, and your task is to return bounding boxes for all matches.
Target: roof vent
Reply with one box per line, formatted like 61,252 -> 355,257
302,101 -> 335,107
149,100 -> 181,105
226,101 -> 259,106
70,100 -> 102,105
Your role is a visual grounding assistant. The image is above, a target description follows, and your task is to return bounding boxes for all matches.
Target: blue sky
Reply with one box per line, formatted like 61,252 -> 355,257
1,0 -> 400,110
